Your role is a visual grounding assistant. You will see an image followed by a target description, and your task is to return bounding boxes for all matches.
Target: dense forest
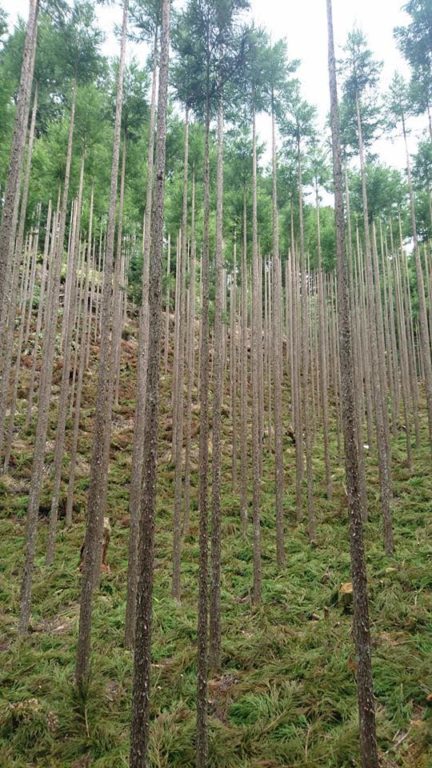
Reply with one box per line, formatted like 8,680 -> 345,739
0,0 -> 431,766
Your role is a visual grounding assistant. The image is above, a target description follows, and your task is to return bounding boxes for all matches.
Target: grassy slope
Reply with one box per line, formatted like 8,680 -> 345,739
0,333 -> 431,768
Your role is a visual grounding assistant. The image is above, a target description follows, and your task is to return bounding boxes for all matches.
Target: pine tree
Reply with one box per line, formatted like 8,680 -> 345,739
75,0 -> 129,688
130,0 -> 170,763
326,4 -> 379,765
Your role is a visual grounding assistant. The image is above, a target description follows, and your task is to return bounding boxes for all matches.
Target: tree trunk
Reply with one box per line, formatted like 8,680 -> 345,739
172,107 -> 189,601
326,5 -> 379,767
46,157 -> 85,565
251,105 -> 262,605
0,0 -> 39,340
66,191 -> 94,526
209,96 -> 224,671
124,38 -> 158,648
402,112 -> 432,445
129,1 -> 170,763
18,81 -> 76,635
271,102 -> 285,567
196,94 -> 211,768
240,196 -> 249,534
75,0 -> 128,688
356,98 -> 394,555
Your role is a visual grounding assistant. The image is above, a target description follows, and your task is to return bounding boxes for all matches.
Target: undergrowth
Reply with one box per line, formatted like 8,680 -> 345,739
0,341 -> 431,768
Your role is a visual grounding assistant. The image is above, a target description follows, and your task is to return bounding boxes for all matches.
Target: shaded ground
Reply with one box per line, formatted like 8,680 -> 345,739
0,335 -> 431,767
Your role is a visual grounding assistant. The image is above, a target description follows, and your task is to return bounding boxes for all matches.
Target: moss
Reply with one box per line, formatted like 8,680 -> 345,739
1,343 -> 431,767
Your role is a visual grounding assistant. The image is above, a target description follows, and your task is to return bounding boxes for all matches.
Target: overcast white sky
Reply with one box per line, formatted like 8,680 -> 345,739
3,0 -> 421,167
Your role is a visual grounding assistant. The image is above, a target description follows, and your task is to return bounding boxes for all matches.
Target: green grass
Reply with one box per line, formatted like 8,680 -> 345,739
0,362 -> 431,767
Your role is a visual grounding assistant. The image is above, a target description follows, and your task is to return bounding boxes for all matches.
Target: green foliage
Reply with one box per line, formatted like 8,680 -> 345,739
347,162 -> 408,223
339,27 -> 384,155
395,0 -> 432,120
171,0 -> 250,117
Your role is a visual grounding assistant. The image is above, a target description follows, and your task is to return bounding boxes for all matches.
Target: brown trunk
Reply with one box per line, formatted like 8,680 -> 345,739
18,81 -> 76,635
196,94 -> 211,768
172,107 -> 189,601
182,173 -> 197,535
209,97 -> 224,671
124,37 -> 158,648
46,157 -> 85,565
271,103 -> 285,567
251,106 -> 262,604
66,191 -> 94,525
316,184 -> 332,500
402,112 -> 432,444
75,0 -> 128,688
0,0 -> 39,336
356,98 -> 394,555
326,5 -> 379,766
112,139 -> 127,407
129,1 -> 170,761
240,196 -> 249,533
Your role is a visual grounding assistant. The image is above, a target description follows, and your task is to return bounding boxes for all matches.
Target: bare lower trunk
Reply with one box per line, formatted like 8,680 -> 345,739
240,196 -> 248,533
326,6 -> 379,767
129,2 -> 170,762
251,107 -> 261,605
172,107 -> 189,601
196,102 -> 211,768
182,175 -> 197,535
18,84 -> 76,635
356,98 -> 393,555
75,0 -> 128,688
66,194 -> 94,526
124,40 -> 158,648
46,157 -> 85,565
0,0 -> 39,336
271,105 -> 285,567
209,98 -> 224,671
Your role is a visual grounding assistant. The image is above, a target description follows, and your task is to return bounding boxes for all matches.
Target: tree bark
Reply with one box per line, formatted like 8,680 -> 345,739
124,38 -> 158,649
0,0 -> 39,344
18,81 -> 76,635
172,107 -> 189,601
129,1 -> 170,763
251,105 -> 262,605
326,5 -> 379,767
75,0 -> 128,688
271,103 -> 285,567
209,97 -> 224,671
46,156 -> 85,565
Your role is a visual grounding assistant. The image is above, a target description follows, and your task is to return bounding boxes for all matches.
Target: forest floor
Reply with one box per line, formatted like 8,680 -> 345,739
0,329 -> 431,768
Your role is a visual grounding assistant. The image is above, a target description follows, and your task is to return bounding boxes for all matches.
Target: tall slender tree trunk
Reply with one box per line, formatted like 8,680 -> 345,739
172,107 -> 189,601
0,85 -> 38,455
75,0 -> 129,688
124,37 -> 158,648
356,98 -> 394,555
112,140 -> 128,408
251,104 -> 262,605
129,2 -> 170,763
196,86 -> 211,768
240,196 -> 249,534
326,5 -> 379,767
25,201 -> 53,432
183,173 -> 197,535
401,112 -> 432,444
46,157 -> 85,565
209,96 -> 224,671
271,102 -> 285,567
0,0 -> 39,340
66,190 -> 94,525
18,82 -> 76,635
316,184 -> 332,500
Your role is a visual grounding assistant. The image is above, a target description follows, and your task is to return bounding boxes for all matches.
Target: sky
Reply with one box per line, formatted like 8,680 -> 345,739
3,0 -> 422,168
